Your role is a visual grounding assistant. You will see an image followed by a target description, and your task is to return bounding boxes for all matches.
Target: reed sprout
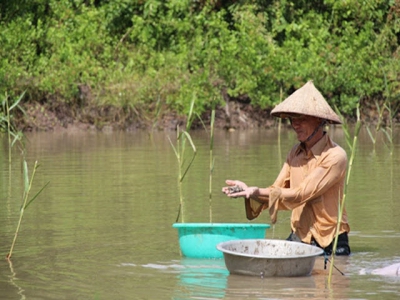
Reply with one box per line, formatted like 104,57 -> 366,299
366,74 -> 399,154
328,103 -> 361,284
2,91 -> 47,259
7,160 -> 49,259
1,92 -> 26,163
169,96 -> 197,223
365,99 -> 393,153
195,107 -> 216,223
208,109 -> 216,223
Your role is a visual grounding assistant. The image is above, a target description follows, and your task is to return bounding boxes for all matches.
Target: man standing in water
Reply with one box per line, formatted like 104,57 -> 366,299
222,81 -> 351,255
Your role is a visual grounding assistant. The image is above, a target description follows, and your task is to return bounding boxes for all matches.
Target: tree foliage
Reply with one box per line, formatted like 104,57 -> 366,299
0,0 -> 399,120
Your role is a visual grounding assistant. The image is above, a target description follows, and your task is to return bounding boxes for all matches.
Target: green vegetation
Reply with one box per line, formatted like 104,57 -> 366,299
365,74 -> 399,153
0,1 -> 399,127
208,109 -> 216,223
169,96 -> 197,223
1,93 -> 48,259
7,161 -> 49,259
1,92 -> 26,161
328,104 -> 362,283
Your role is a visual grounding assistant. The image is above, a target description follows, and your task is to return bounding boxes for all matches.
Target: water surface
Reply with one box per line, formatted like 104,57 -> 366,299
0,127 -> 399,299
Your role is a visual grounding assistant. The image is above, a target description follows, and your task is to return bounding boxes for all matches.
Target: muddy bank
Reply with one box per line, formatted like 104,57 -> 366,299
17,100 -> 276,132
17,98 -> 397,132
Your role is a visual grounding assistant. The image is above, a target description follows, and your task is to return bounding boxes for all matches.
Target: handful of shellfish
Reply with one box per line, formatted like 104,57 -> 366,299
227,185 -> 244,194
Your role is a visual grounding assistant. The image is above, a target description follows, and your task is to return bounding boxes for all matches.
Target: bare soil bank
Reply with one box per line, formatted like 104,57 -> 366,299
17,98 -> 397,132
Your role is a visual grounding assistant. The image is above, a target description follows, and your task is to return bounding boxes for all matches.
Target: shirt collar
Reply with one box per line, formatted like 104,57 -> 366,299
295,132 -> 329,158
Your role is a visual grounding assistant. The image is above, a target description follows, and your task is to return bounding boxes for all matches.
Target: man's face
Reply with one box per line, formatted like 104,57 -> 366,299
289,115 -> 322,142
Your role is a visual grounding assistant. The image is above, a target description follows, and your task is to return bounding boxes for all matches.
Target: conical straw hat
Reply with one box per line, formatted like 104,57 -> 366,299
271,80 -> 342,124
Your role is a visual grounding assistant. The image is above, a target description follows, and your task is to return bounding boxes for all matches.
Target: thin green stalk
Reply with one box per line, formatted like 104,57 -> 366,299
170,128 -> 184,223
196,106 -> 216,223
170,129 -> 197,223
277,86 -> 284,167
380,66 -> 397,154
7,160 -> 48,259
6,94 -> 11,165
366,69 -> 398,153
208,109 -> 215,223
381,101 -> 395,155
2,91 -> 26,165
170,94 -> 197,223
5,94 -> 13,197
328,104 -> 361,284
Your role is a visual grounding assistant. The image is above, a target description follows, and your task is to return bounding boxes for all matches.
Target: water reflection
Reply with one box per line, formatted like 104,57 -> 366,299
225,274 -> 319,299
5,259 -> 26,300
169,256 -> 355,300
174,258 -> 228,299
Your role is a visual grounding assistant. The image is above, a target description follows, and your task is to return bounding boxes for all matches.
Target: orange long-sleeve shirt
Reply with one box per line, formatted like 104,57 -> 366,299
246,133 -> 350,248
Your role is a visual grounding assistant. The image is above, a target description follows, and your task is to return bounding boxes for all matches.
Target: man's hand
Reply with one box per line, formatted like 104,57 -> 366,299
222,180 -> 258,199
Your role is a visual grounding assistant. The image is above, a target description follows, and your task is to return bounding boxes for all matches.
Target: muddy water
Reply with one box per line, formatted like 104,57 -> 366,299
0,127 -> 399,299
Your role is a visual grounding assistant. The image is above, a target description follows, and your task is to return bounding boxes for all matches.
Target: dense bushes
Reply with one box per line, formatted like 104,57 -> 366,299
0,0 -> 399,125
